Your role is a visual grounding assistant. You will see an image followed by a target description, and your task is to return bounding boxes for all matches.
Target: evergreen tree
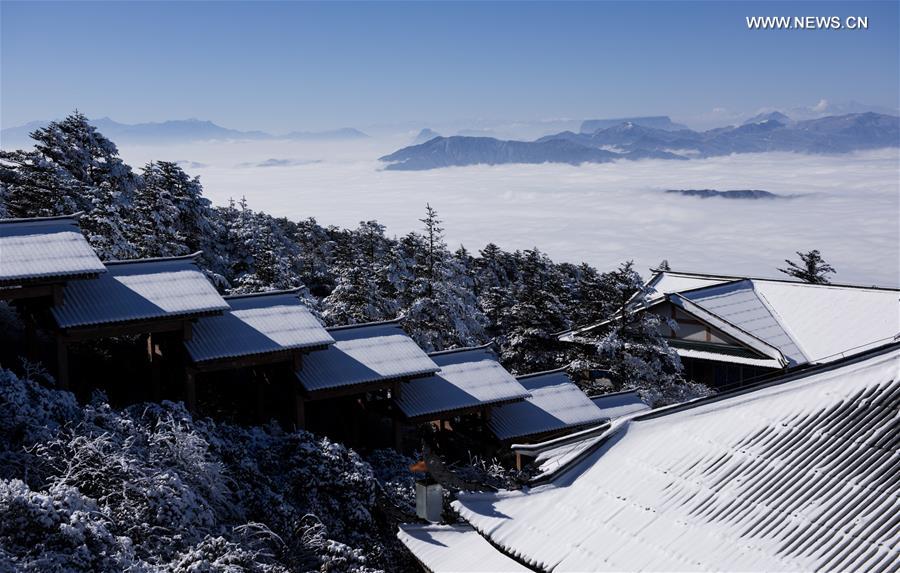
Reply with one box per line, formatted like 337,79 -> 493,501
323,222 -> 392,325
399,205 -> 486,351
0,111 -> 138,259
132,162 -> 189,257
499,248 -> 569,373
778,250 -> 836,284
574,261 -> 710,406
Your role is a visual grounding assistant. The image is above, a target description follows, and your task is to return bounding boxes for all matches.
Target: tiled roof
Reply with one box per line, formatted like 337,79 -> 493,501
489,370 -> 607,441
567,270 -> 900,368
184,290 -> 333,363
297,321 -> 439,393
0,214 -> 105,285
589,389 -> 649,420
397,524 -> 531,573
52,254 -> 228,329
449,345 -> 900,572
751,280 -> 900,363
682,279 -> 807,365
394,346 -> 530,419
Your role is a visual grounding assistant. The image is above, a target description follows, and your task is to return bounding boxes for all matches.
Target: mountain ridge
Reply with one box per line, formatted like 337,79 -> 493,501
380,112 -> 900,170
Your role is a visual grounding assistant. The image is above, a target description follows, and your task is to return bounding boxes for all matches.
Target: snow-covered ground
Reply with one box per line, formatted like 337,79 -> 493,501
118,139 -> 900,286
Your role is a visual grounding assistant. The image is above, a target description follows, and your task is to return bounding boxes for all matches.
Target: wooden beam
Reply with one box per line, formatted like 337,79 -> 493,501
60,318 -> 189,342
301,378 -> 399,401
189,349 -> 297,373
0,284 -> 54,302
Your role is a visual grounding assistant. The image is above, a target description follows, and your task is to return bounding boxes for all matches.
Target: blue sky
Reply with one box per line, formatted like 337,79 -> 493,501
2,1 -> 898,131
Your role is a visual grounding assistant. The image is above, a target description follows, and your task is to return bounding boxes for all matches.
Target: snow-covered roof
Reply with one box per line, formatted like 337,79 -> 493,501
397,524 -> 531,573
184,290 -> 333,363
394,346 -> 530,419
297,321 -> 439,393
567,269 -> 900,368
449,345 -> 900,572
681,279 -> 806,364
52,254 -> 228,329
589,389 -> 649,419
489,370 -> 607,441
638,269 -> 732,305
0,214 -> 106,285
750,279 -> 900,363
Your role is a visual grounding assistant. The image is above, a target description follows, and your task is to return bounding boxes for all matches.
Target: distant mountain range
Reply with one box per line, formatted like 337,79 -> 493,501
379,112 -> 900,170
0,117 -> 368,147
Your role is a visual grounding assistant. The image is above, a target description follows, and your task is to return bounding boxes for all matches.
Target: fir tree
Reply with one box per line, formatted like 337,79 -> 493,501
132,162 -> 189,257
778,250 -> 836,284
400,205 -> 486,351
573,261 -> 710,406
499,248 -> 569,373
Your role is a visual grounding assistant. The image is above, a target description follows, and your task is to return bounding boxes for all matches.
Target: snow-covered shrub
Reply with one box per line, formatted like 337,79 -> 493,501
0,369 -> 416,572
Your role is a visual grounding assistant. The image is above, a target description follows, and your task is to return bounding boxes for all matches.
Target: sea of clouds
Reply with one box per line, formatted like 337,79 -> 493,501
117,137 -> 900,287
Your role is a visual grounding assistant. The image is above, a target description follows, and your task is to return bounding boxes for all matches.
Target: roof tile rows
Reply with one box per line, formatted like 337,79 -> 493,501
489,370 -> 609,441
441,345 -> 900,572
185,290 -> 333,363
52,255 -> 229,328
395,347 -> 531,419
0,215 -> 106,285
297,322 -> 440,393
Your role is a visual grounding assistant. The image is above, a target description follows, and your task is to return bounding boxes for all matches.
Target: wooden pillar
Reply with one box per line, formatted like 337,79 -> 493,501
294,391 -> 306,430
516,452 -> 523,471
392,380 -> 403,450
147,334 -> 162,401
184,369 -> 197,412
255,370 -> 267,424
51,284 -> 65,307
55,336 -> 69,390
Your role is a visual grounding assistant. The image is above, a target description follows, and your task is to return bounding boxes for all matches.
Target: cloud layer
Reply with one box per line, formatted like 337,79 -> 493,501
118,139 -> 900,286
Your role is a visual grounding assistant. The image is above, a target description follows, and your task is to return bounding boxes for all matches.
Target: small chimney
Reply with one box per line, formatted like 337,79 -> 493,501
415,477 -> 443,523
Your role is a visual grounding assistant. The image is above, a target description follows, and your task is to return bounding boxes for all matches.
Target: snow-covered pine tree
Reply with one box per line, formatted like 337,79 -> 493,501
576,261 -> 710,405
0,111 -> 138,259
323,222 -> 392,325
132,162 -> 190,257
778,250 -> 836,284
399,205 -> 486,351
498,248 -> 570,373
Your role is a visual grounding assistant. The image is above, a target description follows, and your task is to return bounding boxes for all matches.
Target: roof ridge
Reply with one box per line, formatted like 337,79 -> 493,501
223,287 -> 305,300
588,388 -> 642,399
526,342 -> 900,486
104,251 -> 203,266
0,212 -> 85,224
428,342 -> 495,356
325,317 -> 404,331
633,341 -> 900,423
515,364 -> 570,380
659,269 -> 898,292
751,282 -> 811,363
